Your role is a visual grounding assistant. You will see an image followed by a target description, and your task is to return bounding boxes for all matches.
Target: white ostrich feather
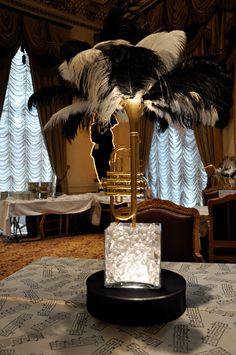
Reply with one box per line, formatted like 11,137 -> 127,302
147,92 -> 219,129
147,105 -> 165,118
114,108 -> 129,122
59,48 -> 101,86
189,91 -> 201,101
170,94 -> 196,117
59,46 -> 126,123
77,53 -> 124,121
136,31 -> 186,71
83,54 -> 111,111
44,99 -> 89,130
145,98 -> 168,110
96,87 -> 124,122
94,39 -> 131,49
58,61 -> 71,82
179,95 -> 218,126
200,107 -> 218,126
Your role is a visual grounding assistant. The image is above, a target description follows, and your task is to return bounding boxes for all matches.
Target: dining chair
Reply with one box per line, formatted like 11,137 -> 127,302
207,193 -> 236,263
38,214 -> 65,239
117,198 -> 203,262
202,187 -> 220,206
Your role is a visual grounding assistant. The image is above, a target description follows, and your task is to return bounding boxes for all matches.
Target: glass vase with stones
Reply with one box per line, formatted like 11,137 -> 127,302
105,222 -> 161,288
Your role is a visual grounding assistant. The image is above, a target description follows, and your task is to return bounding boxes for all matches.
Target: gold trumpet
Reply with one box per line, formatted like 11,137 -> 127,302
101,99 -> 149,227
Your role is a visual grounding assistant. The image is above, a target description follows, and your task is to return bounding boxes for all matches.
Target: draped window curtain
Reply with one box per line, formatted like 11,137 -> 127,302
140,0 -> 236,205
0,47 -> 53,191
0,8 -> 70,193
148,126 -> 207,206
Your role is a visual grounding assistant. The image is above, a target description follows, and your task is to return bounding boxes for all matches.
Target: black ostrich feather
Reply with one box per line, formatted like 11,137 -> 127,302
98,1 -> 147,44
62,112 -> 92,142
144,57 -> 232,131
59,40 -> 91,62
28,85 -> 80,110
144,108 -> 169,133
100,44 -> 167,97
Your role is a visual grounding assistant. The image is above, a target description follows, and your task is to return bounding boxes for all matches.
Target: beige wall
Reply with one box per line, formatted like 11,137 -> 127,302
222,65 -> 236,158
66,25 -> 97,194
223,118 -> 235,157
67,130 -> 96,194
67,121 -> 130,194
70,25 -> 96,45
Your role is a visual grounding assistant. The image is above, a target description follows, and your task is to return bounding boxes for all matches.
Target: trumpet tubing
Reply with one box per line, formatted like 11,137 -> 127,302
102,98 -> 147,226
102,172 -> 148,197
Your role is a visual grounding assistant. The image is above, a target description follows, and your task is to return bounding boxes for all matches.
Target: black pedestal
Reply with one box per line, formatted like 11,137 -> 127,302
86,269 -> 186,326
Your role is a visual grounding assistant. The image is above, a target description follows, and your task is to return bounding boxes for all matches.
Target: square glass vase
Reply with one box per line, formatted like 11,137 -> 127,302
105,222 -> 161,289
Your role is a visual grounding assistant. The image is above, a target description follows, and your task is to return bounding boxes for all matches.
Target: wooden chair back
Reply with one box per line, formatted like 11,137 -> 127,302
117,198 -> 203,262
202,187 -> 220,206
208,193 -> 236,262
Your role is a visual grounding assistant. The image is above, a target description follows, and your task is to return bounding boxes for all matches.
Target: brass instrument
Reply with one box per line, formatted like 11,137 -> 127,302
101,99 -> 149,227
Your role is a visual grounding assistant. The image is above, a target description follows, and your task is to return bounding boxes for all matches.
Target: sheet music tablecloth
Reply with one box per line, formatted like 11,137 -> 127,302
0,258 -> 235,354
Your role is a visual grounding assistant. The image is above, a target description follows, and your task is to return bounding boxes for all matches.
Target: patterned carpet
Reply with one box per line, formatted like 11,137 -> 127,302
0,233 -> 104,280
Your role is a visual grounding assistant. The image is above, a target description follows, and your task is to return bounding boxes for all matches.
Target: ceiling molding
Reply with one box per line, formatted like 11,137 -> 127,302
130,0 -> 162,19
0,0 -> 103,30
0,0 -> 161,32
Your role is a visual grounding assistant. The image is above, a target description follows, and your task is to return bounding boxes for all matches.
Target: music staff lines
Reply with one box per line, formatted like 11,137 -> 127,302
0,332 -> 44,350
0,313 -> 33,336
91,338 -> 123,355
173,324 -> 190,353
186,308 -> 204,328
69,312 -> 88,335
202,322 -> 228,346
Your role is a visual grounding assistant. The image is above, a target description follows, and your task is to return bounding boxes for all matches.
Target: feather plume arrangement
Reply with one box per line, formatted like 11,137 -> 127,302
45,31 -> 231,131
41,31 -> 187,131
143,56 -> 233,131
28,4 -> 232,141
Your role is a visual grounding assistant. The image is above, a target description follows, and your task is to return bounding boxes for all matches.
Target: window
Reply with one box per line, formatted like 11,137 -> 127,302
148,124 -> 207,206
0,47 -> 53,192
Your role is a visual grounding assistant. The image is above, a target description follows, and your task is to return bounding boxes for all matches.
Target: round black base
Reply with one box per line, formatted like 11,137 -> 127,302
86,269 -> 186,326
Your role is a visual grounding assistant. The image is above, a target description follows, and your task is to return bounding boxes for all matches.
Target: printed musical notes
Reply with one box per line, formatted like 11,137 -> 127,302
0,258 -> 235,354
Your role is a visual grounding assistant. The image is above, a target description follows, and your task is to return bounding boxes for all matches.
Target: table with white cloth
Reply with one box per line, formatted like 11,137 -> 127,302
218,189 -> 236,197
194,206 -> 209,216
0,257 -> 235,354
0,194 -> 103,239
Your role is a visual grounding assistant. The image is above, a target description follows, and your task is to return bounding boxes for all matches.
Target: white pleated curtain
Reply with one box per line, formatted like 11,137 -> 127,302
0,48 -> 53,192
148,124 -> 207,206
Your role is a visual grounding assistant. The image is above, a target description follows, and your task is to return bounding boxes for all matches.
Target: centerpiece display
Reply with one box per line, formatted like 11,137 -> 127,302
86,97 -> 186,325
28,4 -> 232,325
